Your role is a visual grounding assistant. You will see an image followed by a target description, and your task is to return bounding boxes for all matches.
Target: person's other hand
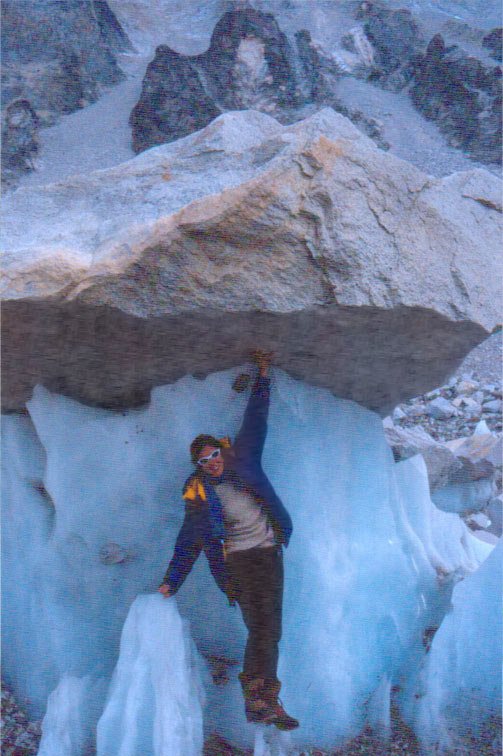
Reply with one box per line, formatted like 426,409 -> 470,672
158,584 -> 173,598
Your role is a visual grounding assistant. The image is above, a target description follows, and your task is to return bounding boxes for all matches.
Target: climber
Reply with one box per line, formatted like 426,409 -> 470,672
158,350 -> 299,731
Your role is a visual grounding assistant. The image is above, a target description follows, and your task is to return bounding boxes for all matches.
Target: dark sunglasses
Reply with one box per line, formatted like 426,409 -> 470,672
197,448 -> 221,466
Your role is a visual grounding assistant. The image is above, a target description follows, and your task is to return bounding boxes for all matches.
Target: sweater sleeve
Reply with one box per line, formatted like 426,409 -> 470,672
162,504 -> 204,594
233,375 -> 271,462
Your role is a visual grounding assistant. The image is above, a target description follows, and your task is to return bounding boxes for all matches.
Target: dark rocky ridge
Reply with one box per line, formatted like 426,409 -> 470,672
1,0 -> 131,185
130,8 -> 302,153
410,33 -> 502,164
130,4 -> 501,167
355,2 -> 425,90
352,3 -> 502,165
130,7 -> 389,154
483,27 -> 503,62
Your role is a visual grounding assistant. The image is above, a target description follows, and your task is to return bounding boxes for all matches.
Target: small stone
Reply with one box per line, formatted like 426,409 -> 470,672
461,397 -> 482,413
456,379 -> 479,396
467,511 -> 491,529
392,406 -> 407,421
99,542 -> 128,564
483,399 -> 502,414
406,404 -> 427,417
474,419 -> 491,435
428,397 -> 456,419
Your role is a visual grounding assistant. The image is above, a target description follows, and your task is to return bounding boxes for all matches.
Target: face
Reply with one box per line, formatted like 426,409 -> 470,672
197,445 -> 225,477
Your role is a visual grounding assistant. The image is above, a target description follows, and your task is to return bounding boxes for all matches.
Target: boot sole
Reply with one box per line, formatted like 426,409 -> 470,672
273,719 -> 300,731
247,715 -> 300,730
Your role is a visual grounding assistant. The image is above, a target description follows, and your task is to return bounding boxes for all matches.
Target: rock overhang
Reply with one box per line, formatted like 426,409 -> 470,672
2,108 -> 501,413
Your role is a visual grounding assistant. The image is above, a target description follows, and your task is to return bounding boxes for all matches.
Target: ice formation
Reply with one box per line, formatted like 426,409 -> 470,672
96,595 -> 205,756
38,675 -> 107,756
409,539 -> 502,749
1,368 -> 499,753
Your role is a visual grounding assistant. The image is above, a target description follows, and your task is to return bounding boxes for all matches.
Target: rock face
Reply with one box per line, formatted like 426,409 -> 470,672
411,34 -> 502,165
129,4 -> 501,167
2,108 -> 501,413
130,7 -> 389,154
131,8 -> 301,153
354,4 -> 502,165
1,0 -> 130,182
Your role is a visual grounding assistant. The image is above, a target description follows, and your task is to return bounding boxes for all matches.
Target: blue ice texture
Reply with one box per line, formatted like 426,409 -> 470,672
1,368 -> 499,754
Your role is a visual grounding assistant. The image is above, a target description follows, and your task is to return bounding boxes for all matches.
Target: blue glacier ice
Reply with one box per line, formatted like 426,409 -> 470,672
1,368 -> 499,753
96,595 -> 205,756
409,539 -> 502,750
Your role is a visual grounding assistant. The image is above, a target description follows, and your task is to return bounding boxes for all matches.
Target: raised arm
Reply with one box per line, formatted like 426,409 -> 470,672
233,351 -> 274,463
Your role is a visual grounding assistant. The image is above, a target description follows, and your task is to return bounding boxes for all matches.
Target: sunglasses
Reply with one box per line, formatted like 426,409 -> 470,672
197,448 -> 222,466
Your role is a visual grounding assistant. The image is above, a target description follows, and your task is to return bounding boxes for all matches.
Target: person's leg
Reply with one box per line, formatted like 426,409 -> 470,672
227,547 -> 298,729
229,546 -> 283,681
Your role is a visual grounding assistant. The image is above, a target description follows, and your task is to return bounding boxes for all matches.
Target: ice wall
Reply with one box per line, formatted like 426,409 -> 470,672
409,540 -> 502,751
1,369 -> 498,752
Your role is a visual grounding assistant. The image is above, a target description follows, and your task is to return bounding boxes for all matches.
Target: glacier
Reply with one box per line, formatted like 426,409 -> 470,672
1,368 -> 499,753
410,539 -> 502,751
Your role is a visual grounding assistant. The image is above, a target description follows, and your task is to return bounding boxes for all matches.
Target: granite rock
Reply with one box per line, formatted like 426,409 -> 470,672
2,108 -> 501,412
428,397 -> 457,420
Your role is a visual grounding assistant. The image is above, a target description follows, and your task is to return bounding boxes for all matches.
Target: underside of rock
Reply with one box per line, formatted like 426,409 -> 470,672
2,109 -> 501,413
2,300 -> 486,414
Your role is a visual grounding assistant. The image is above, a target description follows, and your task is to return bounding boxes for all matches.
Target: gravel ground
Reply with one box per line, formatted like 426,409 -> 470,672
1,682 -> 41,756
3,680 -> 500,756
334,77 -> 500,178
392,331 -> 502,442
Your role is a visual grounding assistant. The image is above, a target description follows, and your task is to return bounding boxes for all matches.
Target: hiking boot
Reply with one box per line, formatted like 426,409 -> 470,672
239,674 -> 299,730
238,674 -> 273,724
262,678 -> 299,731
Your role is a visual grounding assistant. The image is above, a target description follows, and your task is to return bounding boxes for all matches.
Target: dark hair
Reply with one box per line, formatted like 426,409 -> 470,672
190,434 -> 224,465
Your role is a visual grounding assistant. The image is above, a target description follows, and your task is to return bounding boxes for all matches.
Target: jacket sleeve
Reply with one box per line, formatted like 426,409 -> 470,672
162,504 -> 204,594
233,375 -> 271,462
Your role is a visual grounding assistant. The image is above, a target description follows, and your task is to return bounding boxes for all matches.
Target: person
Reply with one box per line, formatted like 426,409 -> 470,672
158,351 -> 299,730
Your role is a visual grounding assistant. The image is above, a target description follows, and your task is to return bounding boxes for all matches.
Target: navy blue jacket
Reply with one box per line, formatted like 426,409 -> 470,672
163,375 -> 293,598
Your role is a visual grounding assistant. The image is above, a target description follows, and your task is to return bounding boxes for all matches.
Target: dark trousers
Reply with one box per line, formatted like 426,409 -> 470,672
226,545 -> 284,682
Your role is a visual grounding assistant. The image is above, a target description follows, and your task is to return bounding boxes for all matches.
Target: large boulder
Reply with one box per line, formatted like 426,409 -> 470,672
2,108 -> 501,412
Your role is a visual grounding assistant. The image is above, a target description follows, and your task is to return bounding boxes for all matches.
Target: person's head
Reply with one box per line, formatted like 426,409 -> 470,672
190,434 -> 225,477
